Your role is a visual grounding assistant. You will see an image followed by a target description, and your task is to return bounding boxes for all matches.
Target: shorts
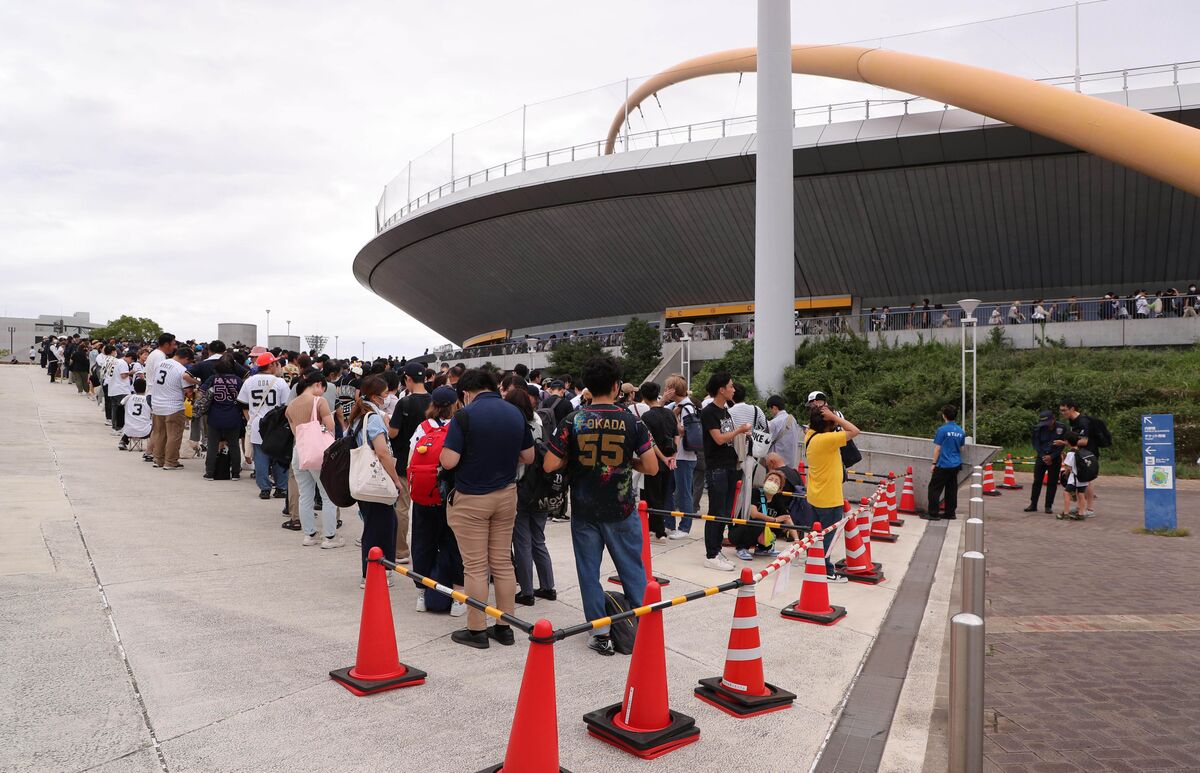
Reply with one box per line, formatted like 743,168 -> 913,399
1064,482 -> 1087,493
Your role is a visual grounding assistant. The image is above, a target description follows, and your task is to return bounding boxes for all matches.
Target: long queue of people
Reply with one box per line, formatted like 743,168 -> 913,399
60,331 -> 871,657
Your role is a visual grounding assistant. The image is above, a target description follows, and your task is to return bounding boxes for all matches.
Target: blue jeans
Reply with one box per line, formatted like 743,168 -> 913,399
571,510 -> 645,637
252,443 -> 288,494
704,466 -> 740,559
803,504 -> 842,576
666,458 -> 696,532
292,453 -> 333,537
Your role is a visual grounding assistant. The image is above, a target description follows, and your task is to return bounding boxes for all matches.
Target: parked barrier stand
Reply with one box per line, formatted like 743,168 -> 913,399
949,613 -> 985,773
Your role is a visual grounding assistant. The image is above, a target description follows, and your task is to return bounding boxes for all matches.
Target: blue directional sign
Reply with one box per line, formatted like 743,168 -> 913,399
1141,414 -> 1176,530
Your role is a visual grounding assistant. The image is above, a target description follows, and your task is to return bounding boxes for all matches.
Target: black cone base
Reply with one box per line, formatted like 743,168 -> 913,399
608,574 -> 670,587
476,767 -> 571,773
694,676 -> 795,717
870,533 -> 898,543
833,559 -> 886,584
583,703 -> 699,759
890,519 -> 905,527
780,601 -> 847,626
329,664 -> 426,696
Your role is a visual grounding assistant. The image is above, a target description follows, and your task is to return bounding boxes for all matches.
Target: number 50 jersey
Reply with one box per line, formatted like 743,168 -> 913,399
547,403 -> 652,523
237,373 -> 290,444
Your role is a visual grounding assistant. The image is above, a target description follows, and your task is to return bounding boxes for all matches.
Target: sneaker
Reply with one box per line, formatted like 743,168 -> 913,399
754,546 -> 782,558
704,554 -> 736,572
450,601 -> 467,617
151,463 -> 161,469
162,464 -> 183,471
451,628 -> 490,649
358,577 -> 394,589
533,588 -> 557,601
487,625 -> 515,646
548,513 -> 570,523
117,443 -> 128,451
667,529 -> 690,540
203,474 -> 214,481
259,491 -> 271,500
826,573 -> 850,584
1022,504 -> 1038,512
1082,511 -> 1095,519
588,634 -> 615,656
230,475 -> 241,481
320,536 -> 345,549
415,595 -> 426,613
301,533 -> 321,547
735,548 -> 754,561
1044,506 -> 1053,514
272,488 -> 287,499
142,455 -> 154,463
1055,513 -> 1066,520
280,520 -> 302,531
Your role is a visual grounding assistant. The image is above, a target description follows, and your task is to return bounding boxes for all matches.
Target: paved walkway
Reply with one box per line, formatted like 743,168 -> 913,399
982,471 -> 1200,772
0,366 -> 939,772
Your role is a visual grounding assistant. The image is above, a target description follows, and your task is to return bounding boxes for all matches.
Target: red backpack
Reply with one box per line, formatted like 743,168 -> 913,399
408,419 -> 449,506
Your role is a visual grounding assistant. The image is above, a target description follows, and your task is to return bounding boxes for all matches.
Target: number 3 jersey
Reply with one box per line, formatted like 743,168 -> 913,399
547,402 -> 652,523
121,394 -> 152,438
236,373 -> 290,444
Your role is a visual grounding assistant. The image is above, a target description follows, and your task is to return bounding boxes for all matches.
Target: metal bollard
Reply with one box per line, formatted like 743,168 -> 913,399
965,517 -> 984,554
961,551 -> 985,618
949,613 -> 985,773
969,495 -> 984,520
971,466 -> 982,487
970,484 -> 983,505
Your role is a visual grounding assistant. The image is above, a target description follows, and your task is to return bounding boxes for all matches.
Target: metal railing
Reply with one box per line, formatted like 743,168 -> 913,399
377,60 -> 1200,232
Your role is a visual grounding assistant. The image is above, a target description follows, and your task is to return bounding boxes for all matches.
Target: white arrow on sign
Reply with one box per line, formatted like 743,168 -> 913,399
1143,416 -> 1153,424
1147,446 -> 1156,455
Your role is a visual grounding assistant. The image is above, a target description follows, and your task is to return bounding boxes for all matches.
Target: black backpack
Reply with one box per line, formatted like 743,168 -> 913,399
681,402 -> 704,452
1075,447 -> 1100,482
320,421 -> 361,508
211,446 -> 232,480
841,438 -> 863,469
258,406 -> 293,461
1088,416 -> 1113,449
518,442 -> 568,515
535,396 -> 561,441
603,590 -> 639,655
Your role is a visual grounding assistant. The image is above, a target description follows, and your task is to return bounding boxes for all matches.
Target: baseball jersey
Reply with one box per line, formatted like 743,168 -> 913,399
121,394 -> 152,438
151,359 -> 188,415
237,373 -> 290,444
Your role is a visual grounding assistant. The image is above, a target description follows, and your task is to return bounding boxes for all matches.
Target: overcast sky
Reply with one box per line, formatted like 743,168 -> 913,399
2,0 -> 1195,358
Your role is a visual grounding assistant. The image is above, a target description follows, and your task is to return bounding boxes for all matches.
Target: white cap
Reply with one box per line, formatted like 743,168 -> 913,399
807,390 -> 827,403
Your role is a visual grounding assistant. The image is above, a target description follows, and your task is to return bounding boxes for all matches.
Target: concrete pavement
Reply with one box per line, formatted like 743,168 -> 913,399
1,365 -> 944,772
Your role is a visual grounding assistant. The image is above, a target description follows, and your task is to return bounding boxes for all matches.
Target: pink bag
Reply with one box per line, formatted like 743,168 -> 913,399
295,397 -> 334,471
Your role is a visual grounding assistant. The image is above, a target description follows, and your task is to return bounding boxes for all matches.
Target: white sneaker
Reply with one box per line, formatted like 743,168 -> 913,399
359,577 -> 394,590
301,533 -> 321,546
668,530 -> 690,540
704,554 -> 736,572
395,555 -> 411,565
321,536 -> 346,549
450,601 -> 467,617
415,595 -> 427,612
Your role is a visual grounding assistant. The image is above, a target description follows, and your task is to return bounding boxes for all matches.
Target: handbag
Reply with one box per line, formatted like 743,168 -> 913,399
749,407 -> 771,458
349,407 -> 399,504
294,396 -> 334,471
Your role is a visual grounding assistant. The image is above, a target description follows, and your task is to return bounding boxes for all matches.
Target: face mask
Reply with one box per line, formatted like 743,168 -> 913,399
763,480 -> 781,498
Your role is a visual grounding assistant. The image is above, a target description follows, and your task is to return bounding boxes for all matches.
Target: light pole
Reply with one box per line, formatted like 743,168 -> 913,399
958,299 -> 980,443
525,336 -> 538,370
286,320 -> 291,336
677,322 -> 694,390
361,341 -> 366,361
265,309 -> 271,346
334,336 -> 339,359
7,326 -> 15,360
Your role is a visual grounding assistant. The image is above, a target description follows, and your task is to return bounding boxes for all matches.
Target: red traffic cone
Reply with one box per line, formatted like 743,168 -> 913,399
797,460 -> 807,488
1000,454 -> 1023,489
898,466 -> 918,516
583,581 -> 700,759
610,500 -> 669,587
834,499 -> 885,584
870,489 -> 898,543
885,474 -> 903,532
477,619 -> 570,773
782,523 -> 848,625
696,568 -> 796,717
982,464 -> 1001,497
330,546 -> 426,696
1042,469 -> 1049,485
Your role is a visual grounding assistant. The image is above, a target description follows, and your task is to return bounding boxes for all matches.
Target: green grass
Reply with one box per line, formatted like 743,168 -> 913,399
1132,527 -> 1190,537
693,337 -> 1200,478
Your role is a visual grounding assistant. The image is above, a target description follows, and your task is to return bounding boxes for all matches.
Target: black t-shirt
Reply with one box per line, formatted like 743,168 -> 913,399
547,403 -> 652,523
701,401 -> 738,469
389,392 -> 432,457
1069,414 -> 1099,457
642,406 -> 678,457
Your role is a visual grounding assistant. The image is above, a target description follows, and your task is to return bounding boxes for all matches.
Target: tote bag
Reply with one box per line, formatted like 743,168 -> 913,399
749,406 -> 772,458
349,408 -> 399,504
295,397 -> 334,471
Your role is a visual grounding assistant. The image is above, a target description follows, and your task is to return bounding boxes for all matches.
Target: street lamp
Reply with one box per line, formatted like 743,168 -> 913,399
677,322 -> 695,390
286,320 -> 291,336
334,335 -> 339,359
525,336 -> 538,370
361,341 -> 366,361
7,326 -> 15,361
957,299 -> 980,443
265,309 -> 271,345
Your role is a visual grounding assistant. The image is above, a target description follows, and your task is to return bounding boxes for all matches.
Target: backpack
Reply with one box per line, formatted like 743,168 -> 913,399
211,445 -> 231,480
841,438 -> 863,469
681,402 -> 704,452
535,396 -> 561,441
320,421 -> 362,508
409,419 -> 450,506
518,442 -> 568,515
1087,417 -> 1113,449
258,405 -> 293,461
603,590 -> 639,655
1075,447 -> 1100,482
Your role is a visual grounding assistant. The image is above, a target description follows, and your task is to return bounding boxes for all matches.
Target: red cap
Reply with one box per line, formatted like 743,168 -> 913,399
256,352 -> 280,367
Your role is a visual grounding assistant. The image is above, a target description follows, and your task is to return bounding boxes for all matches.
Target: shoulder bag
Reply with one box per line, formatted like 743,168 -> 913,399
295,396 -> 335,471
349,408 -> 399,504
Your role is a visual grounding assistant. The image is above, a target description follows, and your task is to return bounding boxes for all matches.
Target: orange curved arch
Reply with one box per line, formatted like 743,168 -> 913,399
604,45 -> 1200,198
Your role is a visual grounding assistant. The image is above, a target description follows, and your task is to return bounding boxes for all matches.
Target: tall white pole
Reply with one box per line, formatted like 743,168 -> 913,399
753,0 -> 794,395
623,77 -> 630,151
1074,1 -> 1081,93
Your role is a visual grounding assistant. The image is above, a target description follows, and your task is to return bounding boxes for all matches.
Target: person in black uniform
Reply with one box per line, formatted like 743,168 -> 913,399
1024,409 -> 1065,514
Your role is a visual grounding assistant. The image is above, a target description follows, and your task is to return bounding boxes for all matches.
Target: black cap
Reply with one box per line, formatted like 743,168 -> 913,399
548,379 -> 564,389
1039,409 -> 1054,421
402,362 -> 425,380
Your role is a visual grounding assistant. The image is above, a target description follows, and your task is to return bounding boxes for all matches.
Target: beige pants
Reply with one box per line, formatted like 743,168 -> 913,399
394,477 -> 411,559
149,411 -> 186,467
446,485 -> 517,631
